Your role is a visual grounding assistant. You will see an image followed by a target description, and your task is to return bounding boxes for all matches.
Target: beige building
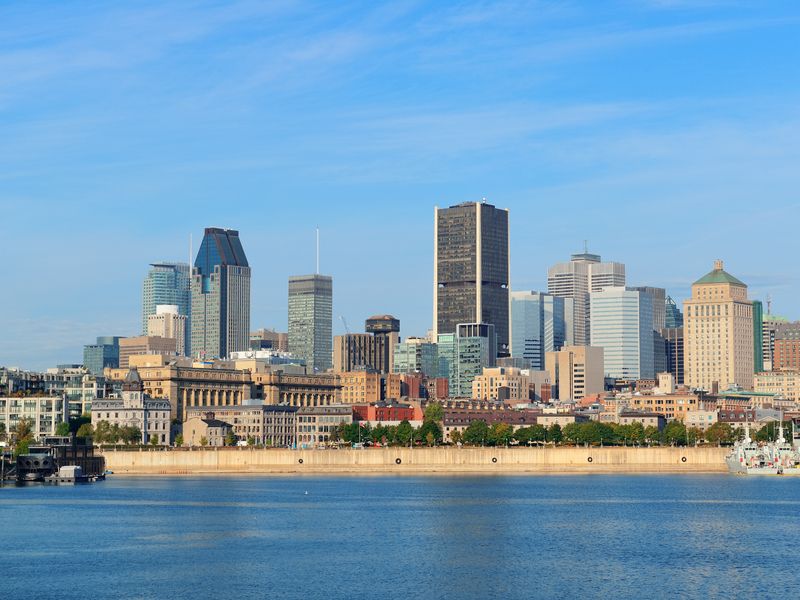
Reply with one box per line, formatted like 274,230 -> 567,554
335,371 -> 402,404
250,328 -> 289,352
334,331 -> 399,374
147,305 -> 188,356
686,409 -> 718,431
251,371 -> 341,407
472,367 -> 529,401
545,346 -> 604,400
684,260 -> 754,391
628,393 -> 698,421
183,416 -> 231,447
754,370 -> 800,402
184,405 -> 298,446
118,336 -> 177,369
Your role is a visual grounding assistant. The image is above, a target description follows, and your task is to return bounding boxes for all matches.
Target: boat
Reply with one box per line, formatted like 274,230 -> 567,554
45,465 -> 91,485
725,420 -> 800,475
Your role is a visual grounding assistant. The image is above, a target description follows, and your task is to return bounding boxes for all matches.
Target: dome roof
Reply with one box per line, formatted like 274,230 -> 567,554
123,366 -> 143,391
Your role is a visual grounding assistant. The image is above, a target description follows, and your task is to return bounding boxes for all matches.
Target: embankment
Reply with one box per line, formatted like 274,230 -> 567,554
104,446 -> 729,475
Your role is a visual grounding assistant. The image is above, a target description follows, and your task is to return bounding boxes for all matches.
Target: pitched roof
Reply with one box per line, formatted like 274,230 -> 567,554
693,262 -> 746,286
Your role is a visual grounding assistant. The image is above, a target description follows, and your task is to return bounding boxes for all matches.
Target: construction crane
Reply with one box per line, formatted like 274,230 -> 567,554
339,316 -> 366,369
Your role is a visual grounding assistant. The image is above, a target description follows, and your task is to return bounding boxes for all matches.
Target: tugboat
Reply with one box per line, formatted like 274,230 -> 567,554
725,420 -> 800,475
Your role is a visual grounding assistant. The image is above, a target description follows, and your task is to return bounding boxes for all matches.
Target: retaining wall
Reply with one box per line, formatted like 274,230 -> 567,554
104,446 -> 729,474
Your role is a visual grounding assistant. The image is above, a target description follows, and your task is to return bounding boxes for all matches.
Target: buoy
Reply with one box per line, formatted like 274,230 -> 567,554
305,491 -> 308,495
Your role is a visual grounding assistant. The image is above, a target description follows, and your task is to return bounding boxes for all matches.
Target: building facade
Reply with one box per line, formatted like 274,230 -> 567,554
147,305 -> 188,356
754,370 -> 800,402
510,291 -> 572,371
437,332 -> 493,398
118,336 -> 177,369
334,316 -> 399,374
142,262 -> 190,340
250,328 -> 289,352
83,336 -> 122,375
184,405 -> 299,446
773,321 -> 800,370
471,367 -> 530,401
684,260 -> 754,391
665,296 -> 684,328
544,346 -> 604,400
288,274 -> 333,372
547,251 -> 625,346
661,327 -> 685,386
588,287 -> 654,380
393,338 -> 439,378
191,227 -> 251,360
434,201 -> 509,354
296,405 -> 353,447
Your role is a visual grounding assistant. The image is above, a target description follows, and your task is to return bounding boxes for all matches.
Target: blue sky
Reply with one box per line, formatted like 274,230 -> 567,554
2,1 -> 800,370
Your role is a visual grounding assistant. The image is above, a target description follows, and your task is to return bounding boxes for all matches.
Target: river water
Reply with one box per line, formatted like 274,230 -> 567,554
2,474 -> 798,599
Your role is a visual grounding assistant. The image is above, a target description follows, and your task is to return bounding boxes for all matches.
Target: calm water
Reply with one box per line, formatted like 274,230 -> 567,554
2,474 -> 799,599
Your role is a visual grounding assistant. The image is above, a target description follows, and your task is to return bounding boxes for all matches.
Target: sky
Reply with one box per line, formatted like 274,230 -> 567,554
2,1 -> 800,371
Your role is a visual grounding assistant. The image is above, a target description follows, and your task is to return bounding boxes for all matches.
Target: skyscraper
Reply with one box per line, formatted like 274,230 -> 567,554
434,201 -> 509,354
142,262 -> 190,337
547,251 -> 625,346
665,296 -> 684,328
588,287 -> 654,380
288,274 -> 333,372
190,228 -> 251,359
509,291 -> 573,371
684,260 -> 753,391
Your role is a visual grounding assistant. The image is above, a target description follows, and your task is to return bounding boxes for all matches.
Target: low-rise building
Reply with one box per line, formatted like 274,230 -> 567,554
183,417 -> 231,447
184,405 -> 298,446
352,402 -> 423,423
442,410 -> 539,443
685,410 -> 718,431
618,411 -> 666,432
627,393 -> 698,421
296,405 -> 353,447
472,367 -> 529,401
754,371 -> 800,403
537,412 -> 591,428
0,395 -> 68,439
91,367 -> 172,444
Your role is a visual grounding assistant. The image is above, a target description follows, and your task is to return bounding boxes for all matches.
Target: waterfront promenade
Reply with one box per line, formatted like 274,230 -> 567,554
104,446 -> 728,474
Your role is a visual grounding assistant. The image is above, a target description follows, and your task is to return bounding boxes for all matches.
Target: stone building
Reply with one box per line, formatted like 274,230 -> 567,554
183,416 -> 231,447
91,367 -> 172,444
184,405 -> 298,446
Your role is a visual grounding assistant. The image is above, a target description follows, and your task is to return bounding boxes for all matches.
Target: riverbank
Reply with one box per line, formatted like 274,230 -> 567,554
104,446 -> 729,474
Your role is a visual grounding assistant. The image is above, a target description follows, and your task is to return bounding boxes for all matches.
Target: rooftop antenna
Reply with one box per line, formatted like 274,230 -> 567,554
316,226 -> 319,275
768,292 -> 772,315
190,234 -> 192,267
584,239 -> 588,253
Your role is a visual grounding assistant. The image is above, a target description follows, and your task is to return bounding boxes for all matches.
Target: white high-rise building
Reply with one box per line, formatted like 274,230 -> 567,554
547,251 -> 625,346
588,286 -> 654,380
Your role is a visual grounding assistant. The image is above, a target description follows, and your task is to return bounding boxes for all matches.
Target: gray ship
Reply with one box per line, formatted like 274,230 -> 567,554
725,420 -> 800,475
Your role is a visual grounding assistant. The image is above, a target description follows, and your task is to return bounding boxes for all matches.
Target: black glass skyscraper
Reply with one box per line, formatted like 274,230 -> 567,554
434,201 -> 509,354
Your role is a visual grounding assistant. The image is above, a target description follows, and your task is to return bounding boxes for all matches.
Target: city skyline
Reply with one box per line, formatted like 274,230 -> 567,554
4,2 -> 800,370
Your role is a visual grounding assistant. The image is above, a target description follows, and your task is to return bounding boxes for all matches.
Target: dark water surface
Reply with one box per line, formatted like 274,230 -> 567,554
2,474 -> 799,599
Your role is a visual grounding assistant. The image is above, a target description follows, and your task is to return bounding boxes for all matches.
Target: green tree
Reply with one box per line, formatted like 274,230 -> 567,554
424,403 -> 443,422
174,434 -> 184,447
426,432 -> 435,446
705,422 -> 733,446
121,425 -> 142,445
109,424 -> 120,445
643,426 -> 661,445
546,423 -> 563,444
395,420 -> 414,445
450,430 -> 462,445
0,422 -> 5,442
247,437 -> 256,446
687,426 -> 704,445
149,434 -> 158,446
488,422 -> 513,446
370,424 -> 389,444
462,420 -> 489,446
69,413 -> 92,434
662,420 -> 686,446
513,426 -> 531,445
200,436 -> 208,447
76,423 -> 94,438
225,431 -> 237,446
14,440 -> 29,458
563,422 -> 581,444
328,424 -> 340,444
529,424 -> 547,443
416,420 -> 442,445
12,416 -> 35,444
94,420 -> 111,444
628,422 -> 644,443
55,422 -> 70,436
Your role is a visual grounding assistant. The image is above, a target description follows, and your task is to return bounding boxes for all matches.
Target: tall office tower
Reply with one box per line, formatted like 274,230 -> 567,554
509,291 -> 573,371
773,321 -> 800,370
762,313 -> 789,371
434,201 -> 509,355
83,336 -> 122,375
752,300 -> 764,374
665,296 -> 684,328
547,251 -> 625,346
684,260 -> 754,391
334,316 -> 399,374
190,228 -> 251,360
147,305 -> 188,356
588,287 -> 654,380
142,263 -> 190,336
288,274 -> 333,372
632,286 -> 666,331
393,338 -> 439,378
365,315 -> 400,373
437,331 -> 493,398
661,327 -> 684,385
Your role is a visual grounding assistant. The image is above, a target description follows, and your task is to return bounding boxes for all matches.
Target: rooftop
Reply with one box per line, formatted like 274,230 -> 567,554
693,260 -> 746,286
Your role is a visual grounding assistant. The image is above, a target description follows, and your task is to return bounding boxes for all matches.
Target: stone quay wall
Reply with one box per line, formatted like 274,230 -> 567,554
104,446 -> 729,475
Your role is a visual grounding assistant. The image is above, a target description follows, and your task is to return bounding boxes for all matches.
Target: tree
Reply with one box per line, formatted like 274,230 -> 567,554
200,436 -> 208,447
55,422 -> 70,436
328,425 -> 340,444
643,426 -> 661,446
225,431 -> 237,446
705,422 -> 733,446
120,425 -> 142,445
546,423 -> 562,444
395,420 -> 414,445
662,420 -> 686,446
76,423 -> 94,438
14,440 -> 29,458
424,403 -> 443,422
629,422 -> 644,443
149,434 -> 158,446
416,420 -> 442,445
426,432 -> 435,446
109,424 -> 120,445
69,413 -> 92,434
247,437 -> 256,446
488,422 -> 513,446
462,420 -> 489,446
94,420 -> 111,445
687,426 -> 704,445
12,416 -> 35,444
450,430 -> 462,445
563,422 -> 581,444
174,434 -> 184,447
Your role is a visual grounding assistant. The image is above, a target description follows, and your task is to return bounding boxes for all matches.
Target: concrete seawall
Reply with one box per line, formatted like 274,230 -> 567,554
104,446 -> 729,475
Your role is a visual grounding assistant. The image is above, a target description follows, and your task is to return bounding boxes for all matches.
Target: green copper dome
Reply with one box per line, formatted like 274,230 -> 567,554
693,260 -> 745,286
